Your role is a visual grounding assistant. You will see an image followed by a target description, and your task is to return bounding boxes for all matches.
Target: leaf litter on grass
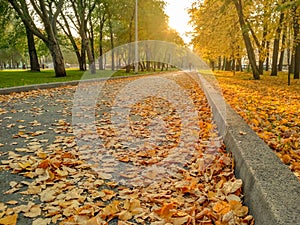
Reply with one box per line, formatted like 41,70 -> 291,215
216,71 -> 300,179
0,72 -> 254,224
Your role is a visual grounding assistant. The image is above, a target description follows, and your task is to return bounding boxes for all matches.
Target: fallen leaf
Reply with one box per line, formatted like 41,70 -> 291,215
24,205 -> 41,218
32,218 -> 51,225
0,213 -> 18,225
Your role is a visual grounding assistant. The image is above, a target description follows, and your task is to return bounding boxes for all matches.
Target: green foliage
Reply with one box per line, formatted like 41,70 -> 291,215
0,2 -> 27,68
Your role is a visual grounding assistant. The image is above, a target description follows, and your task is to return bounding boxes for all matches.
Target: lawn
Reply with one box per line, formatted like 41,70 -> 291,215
0,69 -> 169,88
216,71 -> 300,179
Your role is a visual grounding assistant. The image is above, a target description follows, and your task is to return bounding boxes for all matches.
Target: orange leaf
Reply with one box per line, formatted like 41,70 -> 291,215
38,159 -> 50,169
213,201 -> 231,215
155,202 -> 176,219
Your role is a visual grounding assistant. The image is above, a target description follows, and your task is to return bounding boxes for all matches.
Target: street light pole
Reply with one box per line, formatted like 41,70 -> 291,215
135,0 -> 138,73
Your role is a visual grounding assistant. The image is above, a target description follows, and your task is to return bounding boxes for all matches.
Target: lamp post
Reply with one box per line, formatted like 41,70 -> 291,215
135,0 -> 138,73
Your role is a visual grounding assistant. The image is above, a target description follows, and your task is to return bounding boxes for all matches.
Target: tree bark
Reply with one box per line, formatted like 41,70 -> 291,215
265,41 -> 270,71
278,27 -> 286,71
46,40 -> 66,77
293,6 -> 300,79
271,10 -> 285,76
25,26 -> 40,72
233,0 -> 260,79
108,19 -> 115,71
99,14 -> 106,70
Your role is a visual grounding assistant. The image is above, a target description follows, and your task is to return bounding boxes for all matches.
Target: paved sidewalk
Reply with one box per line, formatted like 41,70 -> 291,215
0,72 -> 253,224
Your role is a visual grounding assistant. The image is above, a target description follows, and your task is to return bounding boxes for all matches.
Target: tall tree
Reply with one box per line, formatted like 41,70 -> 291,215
271,1 -> 286,76
233,0 -> 260,79
25,26 -> 40,72
8,0 -> 66,77
293,4 -> 300,79
189,0 -> 244,71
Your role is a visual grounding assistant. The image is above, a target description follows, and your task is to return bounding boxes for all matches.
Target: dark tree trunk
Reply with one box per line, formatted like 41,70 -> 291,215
293,6 -> 300,79
47,41 -> 66,77
218,56 -> 222,70
80,46 -> 87,71
265,41 -> 270,71
294,45 -> 300,79
278,28 -> 286,71
25,26 -> 40,71
271,11 -> 284,76
259,25 -> 268,75
222,57 -> 226,70
258,60 -> 264,75
99,16 -> 105,70
237,58 -> 243,71
225,59 -> 232,71
233,0 -> 260,79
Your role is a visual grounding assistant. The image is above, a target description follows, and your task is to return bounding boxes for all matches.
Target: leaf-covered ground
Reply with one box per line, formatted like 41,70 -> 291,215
216,71 -> 300,180
0,72 -> 253,225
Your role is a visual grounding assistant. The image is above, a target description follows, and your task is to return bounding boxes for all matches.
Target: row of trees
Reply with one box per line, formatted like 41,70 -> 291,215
189,0 -> 300,80
1,0 -> 184,77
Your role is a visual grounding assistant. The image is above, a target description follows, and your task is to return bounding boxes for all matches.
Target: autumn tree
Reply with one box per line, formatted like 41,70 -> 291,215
189,0 -> 245,71
8,0 -> 66,77
232,0 -> 260,79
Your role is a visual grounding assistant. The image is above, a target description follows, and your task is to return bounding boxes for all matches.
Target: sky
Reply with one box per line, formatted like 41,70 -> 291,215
164,0 -> 195,44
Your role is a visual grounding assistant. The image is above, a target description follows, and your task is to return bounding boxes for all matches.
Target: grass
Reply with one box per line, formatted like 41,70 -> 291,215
0,68 -> 173,88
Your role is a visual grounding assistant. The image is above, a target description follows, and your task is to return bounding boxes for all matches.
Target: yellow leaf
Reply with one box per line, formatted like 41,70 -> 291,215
229,200 -> 248,217
6,201 -> 18,205
0,213 -> 18,225
101,200 -> 120,218
118,210 -> 133,221
24,205 -> 41,218
213,201 -> 231,215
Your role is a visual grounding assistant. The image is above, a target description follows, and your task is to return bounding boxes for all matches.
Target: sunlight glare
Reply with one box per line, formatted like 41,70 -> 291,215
164,0 -> 194,44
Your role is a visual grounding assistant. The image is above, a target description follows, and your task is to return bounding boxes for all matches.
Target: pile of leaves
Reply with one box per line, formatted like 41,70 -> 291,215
216,71 -> 300,179
0,72 -> 254,224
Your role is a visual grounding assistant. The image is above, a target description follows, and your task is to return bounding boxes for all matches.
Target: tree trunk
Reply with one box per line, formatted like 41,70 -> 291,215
237,58 -> 243,71
294,45 -> 300,79
222,57 -> 226,70
233,0 -> 260,79
80,46 -> 87,71
258,59 -> 264,75
259,25 -> 268,75
278,28 -> 286,71
99,16 -> 105,70
271,11 -> 284,76
225,59 -> 232,71
108,19 -> 115,71
293,6 -> 300,79
265,41 -> 270,71
47,41 -> 66,77
25,26 -> 40,72
87,18 -> 96,74
218,56 -> 222,70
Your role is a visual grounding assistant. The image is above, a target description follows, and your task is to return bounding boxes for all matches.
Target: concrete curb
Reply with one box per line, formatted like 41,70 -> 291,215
0,80 -> 80,95
199,73 -> 300,225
